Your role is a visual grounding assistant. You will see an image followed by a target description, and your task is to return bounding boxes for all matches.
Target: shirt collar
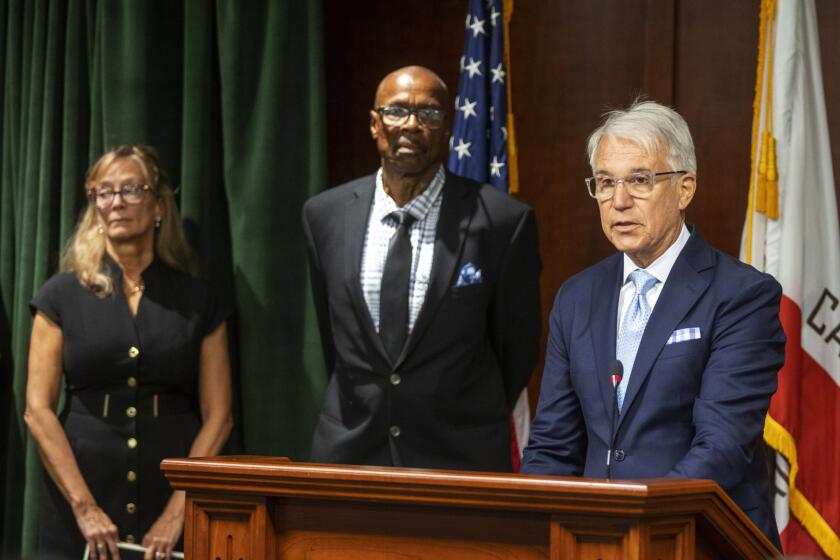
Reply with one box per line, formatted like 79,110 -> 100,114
102,251 -> 163,283
622,223 -> 691,285
374,165 -> 445,224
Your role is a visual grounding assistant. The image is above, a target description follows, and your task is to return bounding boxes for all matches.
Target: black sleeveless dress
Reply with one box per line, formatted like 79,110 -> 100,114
30,256 -> 227,559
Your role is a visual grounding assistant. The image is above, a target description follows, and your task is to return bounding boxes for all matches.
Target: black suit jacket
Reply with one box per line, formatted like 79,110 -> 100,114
302,171 -> 541,471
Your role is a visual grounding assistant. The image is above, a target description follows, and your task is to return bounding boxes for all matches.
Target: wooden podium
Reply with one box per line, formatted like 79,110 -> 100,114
161,456 -> 780,560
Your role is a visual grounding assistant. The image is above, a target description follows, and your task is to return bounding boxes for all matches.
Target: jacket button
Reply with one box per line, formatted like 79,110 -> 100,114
390,425 -> 401,437
126,502 -> 136,514
127,470 -> 137,482
127,376 -> 137,387
127,437 -> 138,449
128,346 -> 140,358
389,374 -> 401,386
126,406 -> 137,418
614,449 -> 625,462
125,534 -> 135,544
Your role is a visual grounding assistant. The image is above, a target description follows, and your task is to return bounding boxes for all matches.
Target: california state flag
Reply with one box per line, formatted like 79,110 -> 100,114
741,0 -> 840,557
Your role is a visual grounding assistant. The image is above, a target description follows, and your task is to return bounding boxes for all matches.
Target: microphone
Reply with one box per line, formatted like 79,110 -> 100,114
606,359 -> 623,480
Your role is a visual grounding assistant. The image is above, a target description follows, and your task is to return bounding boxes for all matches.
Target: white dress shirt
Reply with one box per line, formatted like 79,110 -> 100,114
617,224 -> 691,331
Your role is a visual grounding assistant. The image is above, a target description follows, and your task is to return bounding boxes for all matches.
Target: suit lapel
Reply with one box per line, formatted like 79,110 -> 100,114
344,176 -> 389,362
591,254 -> 624,419
396,173 -> 473,368
617,231 -> 714,427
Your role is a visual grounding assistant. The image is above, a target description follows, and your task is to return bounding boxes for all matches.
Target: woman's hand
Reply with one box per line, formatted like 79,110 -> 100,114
139,321 -> 232,560
73,501 -> 120,560
142,497 -> 184,560
26,313 -> 120,559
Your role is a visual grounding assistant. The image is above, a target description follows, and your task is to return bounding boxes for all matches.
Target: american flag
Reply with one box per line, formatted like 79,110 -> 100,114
448,0 -> 512,192
448,0 -> 530,470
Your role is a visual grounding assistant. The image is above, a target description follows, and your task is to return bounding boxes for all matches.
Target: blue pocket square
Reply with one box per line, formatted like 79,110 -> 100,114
455,262 -> 483,287
667,327 -> 701,345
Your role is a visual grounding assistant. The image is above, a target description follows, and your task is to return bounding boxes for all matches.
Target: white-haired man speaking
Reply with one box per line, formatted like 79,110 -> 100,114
522,100 -> 785,551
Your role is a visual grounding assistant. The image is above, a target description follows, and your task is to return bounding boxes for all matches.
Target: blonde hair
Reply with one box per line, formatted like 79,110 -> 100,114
62,145 -> 195,297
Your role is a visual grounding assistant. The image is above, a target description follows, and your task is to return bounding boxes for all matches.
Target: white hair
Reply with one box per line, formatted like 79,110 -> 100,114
586,100 -> 697,174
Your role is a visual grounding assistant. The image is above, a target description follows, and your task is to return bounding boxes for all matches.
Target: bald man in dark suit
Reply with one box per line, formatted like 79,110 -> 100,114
303,66 -> 541,471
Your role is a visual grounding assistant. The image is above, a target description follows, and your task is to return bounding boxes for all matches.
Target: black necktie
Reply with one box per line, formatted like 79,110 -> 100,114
379,211 -> 416,363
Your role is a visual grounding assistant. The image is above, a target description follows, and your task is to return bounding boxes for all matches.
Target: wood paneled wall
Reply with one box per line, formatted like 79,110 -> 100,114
324,0 -> 840,400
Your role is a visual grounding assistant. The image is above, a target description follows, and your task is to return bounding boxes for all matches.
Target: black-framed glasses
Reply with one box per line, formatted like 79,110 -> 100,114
375,106 -> 447,129
585,170 -> 687,201
88,183 -> 152,208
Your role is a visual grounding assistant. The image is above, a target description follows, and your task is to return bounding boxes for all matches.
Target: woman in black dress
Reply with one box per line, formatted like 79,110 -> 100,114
24,145 -> 233,560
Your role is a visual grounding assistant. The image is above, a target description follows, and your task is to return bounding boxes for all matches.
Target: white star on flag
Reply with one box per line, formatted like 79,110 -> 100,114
469,16 -> 486,37
491,63 -> 505,84
465,57 -> 482,78
490,156 -> 505,176
459,98 -> 478,119
449,0 -> 515,193
454,138 -> 472,159
490,7 -> 500,26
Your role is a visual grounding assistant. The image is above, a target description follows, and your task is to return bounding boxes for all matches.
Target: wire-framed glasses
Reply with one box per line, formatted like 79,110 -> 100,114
88,184 -> 152,208
585,170 -> 687,201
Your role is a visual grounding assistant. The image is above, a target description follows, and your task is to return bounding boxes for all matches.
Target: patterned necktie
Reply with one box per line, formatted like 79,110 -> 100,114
615,269 -> 658,410
379,211 -> 416,363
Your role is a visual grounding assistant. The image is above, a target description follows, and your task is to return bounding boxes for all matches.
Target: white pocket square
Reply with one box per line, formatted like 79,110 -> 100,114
455,262 -> 483,287
667,327 -> 701,345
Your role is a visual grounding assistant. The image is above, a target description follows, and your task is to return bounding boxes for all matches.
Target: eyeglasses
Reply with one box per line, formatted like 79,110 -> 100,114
375,106 -> 447,129
88,183 -> 152,208
585,170 -> 687,201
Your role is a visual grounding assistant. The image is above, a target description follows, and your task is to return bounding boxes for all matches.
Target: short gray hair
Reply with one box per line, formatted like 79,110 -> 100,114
586,100 -> 697,174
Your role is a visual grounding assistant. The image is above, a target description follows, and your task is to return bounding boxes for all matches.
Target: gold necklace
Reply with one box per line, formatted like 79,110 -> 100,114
124,276 -> 145,294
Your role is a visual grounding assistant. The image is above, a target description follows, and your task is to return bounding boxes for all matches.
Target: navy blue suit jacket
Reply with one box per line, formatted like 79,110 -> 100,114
522,228 -> 785,549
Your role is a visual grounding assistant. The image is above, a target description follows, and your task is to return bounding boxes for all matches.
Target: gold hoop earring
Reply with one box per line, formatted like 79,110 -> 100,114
97,224 -> 104,235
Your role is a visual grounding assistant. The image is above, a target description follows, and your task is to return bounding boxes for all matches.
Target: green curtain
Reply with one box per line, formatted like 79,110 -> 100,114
0,1 -> 327,557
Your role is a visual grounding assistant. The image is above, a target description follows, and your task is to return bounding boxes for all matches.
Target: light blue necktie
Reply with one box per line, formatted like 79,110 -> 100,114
616,269 -> 658,410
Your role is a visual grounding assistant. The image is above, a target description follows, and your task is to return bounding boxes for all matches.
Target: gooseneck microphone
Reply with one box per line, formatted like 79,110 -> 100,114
606,359 -> 623,480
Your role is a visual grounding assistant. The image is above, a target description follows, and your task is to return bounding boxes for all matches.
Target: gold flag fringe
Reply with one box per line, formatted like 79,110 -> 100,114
747,0 -> 779,265
503,0 -> 519,195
